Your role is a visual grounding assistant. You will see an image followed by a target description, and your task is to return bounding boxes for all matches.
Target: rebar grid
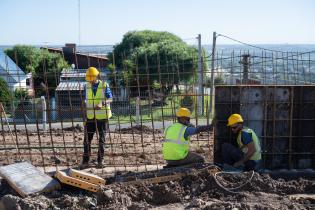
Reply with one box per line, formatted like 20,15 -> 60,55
0,48 -> 314,172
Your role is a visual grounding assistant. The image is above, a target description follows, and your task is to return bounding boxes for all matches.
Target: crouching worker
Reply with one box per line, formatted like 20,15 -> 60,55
222,114 -> 261,171
162,107 -> 213,167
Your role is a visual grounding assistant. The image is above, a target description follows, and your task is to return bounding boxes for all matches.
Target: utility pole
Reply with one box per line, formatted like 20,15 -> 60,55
197,34 -> 203,116
209,32 -> 216,118
78,0 -> 81,45
240,54 -> 250,84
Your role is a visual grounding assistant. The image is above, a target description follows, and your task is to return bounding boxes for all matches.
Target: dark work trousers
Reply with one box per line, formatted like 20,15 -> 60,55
221,143 -> 259,171
166,151 -> 205,166
83,119 -> 108,163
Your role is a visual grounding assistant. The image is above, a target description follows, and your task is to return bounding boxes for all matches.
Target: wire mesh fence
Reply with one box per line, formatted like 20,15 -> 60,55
0,44 -> 314,172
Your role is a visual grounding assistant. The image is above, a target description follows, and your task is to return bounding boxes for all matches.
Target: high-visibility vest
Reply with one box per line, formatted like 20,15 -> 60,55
86,81 -> 112,120
162,123 -> 190,160
237,127 -> 261,161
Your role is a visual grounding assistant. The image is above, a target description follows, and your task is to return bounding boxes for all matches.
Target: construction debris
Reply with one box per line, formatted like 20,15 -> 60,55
55,169 -> 105,192
0,162 -> 60,197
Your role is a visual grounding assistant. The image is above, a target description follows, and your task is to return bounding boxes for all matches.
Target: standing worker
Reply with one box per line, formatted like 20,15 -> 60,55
162,107 -> 213,167
222,114 -> 261,171
81,67 -> 113,168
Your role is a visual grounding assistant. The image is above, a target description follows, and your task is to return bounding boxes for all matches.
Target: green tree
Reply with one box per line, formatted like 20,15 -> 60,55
5,45 -> 41,73
214,76 -> 225,85
5,45 -> 69,97
14,88 -> 30,101
108,30 -> 201,95
0,78 -> 12,107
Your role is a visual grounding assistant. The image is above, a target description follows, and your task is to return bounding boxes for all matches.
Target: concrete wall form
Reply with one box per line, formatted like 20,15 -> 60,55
214,85 -> 315,169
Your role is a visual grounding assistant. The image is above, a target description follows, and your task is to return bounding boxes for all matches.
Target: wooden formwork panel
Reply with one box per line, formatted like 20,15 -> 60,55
214,85 -> 315,169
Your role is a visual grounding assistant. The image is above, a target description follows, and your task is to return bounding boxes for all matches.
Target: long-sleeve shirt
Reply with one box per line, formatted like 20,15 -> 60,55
184,124 -> 212,139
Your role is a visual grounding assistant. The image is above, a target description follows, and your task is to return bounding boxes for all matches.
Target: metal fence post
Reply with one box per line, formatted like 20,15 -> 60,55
136,97 -> 140,126
209,31 -> 217,118
41,96 -> 47,131
197,34 -> 204,116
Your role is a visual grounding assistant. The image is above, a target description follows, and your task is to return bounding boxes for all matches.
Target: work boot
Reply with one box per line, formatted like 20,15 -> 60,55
79,162 -> 89,170
97,161 -> 104,169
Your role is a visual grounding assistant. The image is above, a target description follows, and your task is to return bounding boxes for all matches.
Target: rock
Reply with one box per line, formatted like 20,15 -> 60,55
0,194 -> 21,210
189,198 -> 205,207
97,188 -> 114,204
121,194 -> 132,207
104,189 -> 113,200
59,195 -> 78,207
191,183 -> 200,193
78,197 -> 96,208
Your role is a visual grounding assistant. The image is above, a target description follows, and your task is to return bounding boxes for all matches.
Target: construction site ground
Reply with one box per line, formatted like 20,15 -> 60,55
0,126 -> 314,209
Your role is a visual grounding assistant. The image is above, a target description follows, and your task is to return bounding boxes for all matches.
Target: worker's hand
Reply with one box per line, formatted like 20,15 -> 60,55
233,160 -> 244,168
95,104 -> 102,110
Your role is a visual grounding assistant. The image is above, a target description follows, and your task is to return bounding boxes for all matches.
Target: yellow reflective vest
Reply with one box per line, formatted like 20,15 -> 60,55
163,123 -> 190,160
237,127 -> 261,161
86,81 -> 112,120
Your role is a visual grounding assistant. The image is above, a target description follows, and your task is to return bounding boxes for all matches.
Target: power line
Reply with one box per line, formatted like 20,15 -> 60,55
216,33 -> 291,53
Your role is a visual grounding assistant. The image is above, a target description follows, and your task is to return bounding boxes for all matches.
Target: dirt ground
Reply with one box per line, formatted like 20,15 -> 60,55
0,126 -> 314,209
0,168 -> 314,210
0,125 -> 213,167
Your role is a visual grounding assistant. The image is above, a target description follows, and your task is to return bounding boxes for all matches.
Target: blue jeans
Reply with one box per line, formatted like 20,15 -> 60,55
221,143 -> 259,171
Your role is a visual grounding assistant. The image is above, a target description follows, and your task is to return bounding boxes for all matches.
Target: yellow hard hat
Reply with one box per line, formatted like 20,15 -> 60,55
227,114 -> 243,126
176,107 -> 191,118
86,67 -> 99,82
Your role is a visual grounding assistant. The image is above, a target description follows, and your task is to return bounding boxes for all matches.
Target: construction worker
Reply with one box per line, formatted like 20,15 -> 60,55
81,67 -> 113,168
162,107 -> 213,167
222,114 -> 261,171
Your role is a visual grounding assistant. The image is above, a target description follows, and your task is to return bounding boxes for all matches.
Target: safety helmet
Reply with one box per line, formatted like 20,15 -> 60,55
227,114 -> 243,126
85,67 -> 99,82
176,107 -> 191,118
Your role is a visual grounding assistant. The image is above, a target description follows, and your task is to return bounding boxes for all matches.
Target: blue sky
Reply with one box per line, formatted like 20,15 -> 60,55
0,0 -> 314,45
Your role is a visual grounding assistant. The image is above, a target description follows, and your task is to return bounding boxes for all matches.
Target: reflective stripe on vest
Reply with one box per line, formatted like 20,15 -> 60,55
86,81 -> 112,120
162,123 -> 189,160
237,127 -> 261,161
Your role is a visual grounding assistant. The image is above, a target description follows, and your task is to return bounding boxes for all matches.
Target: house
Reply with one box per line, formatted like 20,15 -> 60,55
43,43 -> 109,69
0,50 -> 34,96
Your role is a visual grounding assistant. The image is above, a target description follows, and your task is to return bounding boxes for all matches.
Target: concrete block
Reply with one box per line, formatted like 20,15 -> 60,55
0,162 -> 60,197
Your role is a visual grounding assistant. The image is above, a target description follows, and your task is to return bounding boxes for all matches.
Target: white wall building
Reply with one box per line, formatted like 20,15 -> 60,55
0,50 -> 34,96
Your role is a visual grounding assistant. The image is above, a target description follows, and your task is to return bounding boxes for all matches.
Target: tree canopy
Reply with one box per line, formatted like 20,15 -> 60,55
0,77 -> 12,107
108,30 -> 200,93
5,45 -> 69,97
